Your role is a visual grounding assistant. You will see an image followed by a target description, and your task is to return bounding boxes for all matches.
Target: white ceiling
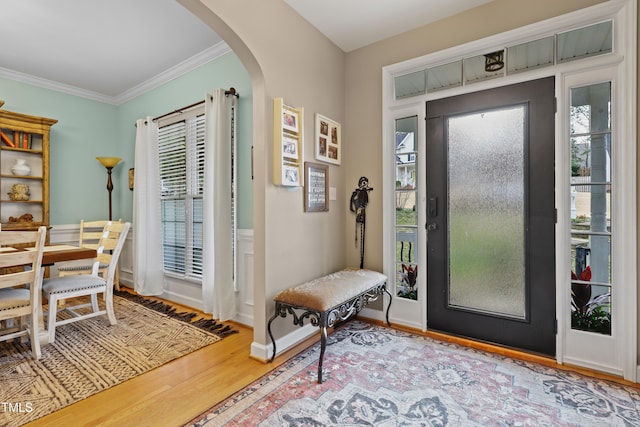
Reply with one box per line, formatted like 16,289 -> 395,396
0,0 -> 492,103
284,0 -> 493,52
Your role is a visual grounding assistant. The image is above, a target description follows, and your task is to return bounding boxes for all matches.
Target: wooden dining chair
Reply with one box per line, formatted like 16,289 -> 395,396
0,226 -> 47,359
42,221 -> 131,344
57,219 -> 122,289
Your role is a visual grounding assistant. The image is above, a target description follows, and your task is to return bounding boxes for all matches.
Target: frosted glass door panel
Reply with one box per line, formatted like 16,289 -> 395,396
447,105 -> 526,318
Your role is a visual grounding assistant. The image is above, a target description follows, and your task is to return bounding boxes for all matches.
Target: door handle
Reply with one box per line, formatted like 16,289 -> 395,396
426,223 -> 437,232
428,197 -> 438,217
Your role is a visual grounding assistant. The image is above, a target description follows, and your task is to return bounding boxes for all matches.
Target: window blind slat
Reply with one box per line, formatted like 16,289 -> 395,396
157,103 -> 235,283
158,112 -> 205,279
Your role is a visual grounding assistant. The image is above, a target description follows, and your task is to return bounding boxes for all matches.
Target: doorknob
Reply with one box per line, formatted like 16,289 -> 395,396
426,223 -> 437,232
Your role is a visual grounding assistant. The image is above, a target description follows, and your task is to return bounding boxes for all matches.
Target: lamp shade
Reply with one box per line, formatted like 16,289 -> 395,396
96,157 -> 122,168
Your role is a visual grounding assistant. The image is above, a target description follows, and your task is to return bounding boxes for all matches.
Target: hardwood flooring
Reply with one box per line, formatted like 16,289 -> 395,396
25,290 -> 315,427
24,288 -> 637,426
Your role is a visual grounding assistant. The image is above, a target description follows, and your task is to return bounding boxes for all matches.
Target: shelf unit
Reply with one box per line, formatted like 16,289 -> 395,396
0,108 -> 57,231
273,98 -> 304,187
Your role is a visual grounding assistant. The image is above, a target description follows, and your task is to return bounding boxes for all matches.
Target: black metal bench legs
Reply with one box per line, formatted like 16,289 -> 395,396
267,283 -> 392,384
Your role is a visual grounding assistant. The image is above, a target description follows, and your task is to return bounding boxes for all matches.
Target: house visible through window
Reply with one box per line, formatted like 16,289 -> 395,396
158,106 -> 205,280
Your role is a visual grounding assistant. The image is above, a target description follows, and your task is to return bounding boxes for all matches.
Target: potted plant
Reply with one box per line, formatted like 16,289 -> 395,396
397,263 -> 418,300
571,266 -> 611,334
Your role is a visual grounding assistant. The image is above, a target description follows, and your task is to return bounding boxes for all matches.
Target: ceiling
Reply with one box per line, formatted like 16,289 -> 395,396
0,0 -> 492,104
284,0 -> 493,52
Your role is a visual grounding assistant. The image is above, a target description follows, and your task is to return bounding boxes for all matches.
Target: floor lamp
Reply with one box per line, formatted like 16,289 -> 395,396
96,157 -> 122,221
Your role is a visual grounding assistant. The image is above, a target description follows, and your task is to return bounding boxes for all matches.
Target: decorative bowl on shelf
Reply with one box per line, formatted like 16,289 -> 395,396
10,159 -> 31,176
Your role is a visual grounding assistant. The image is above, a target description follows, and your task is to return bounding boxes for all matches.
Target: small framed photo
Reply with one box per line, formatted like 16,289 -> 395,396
282,135 -> 299,160
282,164 -> 300,186
315,114 -> 341,165
282,106 -> 299,133
304,162 -> 329,212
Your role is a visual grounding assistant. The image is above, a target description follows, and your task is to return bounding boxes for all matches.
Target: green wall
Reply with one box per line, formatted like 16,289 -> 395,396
0,51 -> 253,229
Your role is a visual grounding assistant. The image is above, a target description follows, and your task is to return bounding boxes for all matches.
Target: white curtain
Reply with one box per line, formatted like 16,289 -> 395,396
133,117 -> 165,295
202,89 -> 236,320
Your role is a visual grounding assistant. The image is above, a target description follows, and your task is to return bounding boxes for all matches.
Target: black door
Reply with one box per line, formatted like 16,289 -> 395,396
426,77 -> 556,355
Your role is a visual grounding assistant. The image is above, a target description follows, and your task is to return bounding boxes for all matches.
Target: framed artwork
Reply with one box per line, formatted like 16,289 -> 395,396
304,162 -> 329,212
274,98 -> 304,187
282,106 -> 299,133
282,135 -> 299,160
128,168 -> 134,191
282,164 -> 300,186
315,114 -> 341,165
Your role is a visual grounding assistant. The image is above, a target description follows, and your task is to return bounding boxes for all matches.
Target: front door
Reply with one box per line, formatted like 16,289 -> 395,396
426,77 -> 556,355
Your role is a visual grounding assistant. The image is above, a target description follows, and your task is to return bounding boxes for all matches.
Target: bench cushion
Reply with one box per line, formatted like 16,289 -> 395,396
273,268 -> 387,312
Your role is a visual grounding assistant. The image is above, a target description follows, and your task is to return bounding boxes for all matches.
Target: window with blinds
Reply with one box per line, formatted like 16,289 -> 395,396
158,108 -> 205,279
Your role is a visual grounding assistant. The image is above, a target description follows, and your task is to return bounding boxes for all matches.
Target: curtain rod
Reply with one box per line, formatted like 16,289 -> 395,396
152,87 -> 240,122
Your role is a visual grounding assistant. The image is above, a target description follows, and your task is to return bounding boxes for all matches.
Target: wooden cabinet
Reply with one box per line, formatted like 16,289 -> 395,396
0,108 -> 57,231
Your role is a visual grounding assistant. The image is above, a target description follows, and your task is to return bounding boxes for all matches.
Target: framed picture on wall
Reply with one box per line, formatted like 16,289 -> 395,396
282,135 -> 299,160
128,168 -> 134,190
282,164 -> 300,186
282,106 -> 299,133
304,162 -> 329,212
315,113 -> 341,165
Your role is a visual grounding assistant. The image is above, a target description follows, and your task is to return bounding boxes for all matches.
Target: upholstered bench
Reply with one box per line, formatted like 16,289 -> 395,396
267,268 -> 391,383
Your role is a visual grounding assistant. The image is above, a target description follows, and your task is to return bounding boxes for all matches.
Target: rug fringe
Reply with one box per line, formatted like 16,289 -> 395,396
114,290 -> 238,338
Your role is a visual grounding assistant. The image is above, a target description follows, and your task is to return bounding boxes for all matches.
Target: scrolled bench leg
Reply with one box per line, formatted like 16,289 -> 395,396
383,285 -> 393,326
267,310 -> 279,363
318,325 -> 328,384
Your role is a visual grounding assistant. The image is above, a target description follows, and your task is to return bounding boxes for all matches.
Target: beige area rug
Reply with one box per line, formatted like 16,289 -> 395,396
0,294 -> 234,427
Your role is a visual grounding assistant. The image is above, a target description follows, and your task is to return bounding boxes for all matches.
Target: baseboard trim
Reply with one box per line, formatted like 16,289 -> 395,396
233,312 -> 253,327
562,356 -> 623,378
250,323 -> 317,361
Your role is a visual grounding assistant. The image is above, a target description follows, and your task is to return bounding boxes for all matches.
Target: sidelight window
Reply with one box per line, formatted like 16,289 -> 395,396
395,116 -> 419,300
569,82 -> 612,335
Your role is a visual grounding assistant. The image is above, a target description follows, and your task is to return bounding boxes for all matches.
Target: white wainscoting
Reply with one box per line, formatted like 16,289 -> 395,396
235,229 -> 255,326
49,225 -> 254,327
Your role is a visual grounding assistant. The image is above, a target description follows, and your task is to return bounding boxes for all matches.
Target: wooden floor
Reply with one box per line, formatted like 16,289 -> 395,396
25,289 -> 637,426
25,291 -> 316,427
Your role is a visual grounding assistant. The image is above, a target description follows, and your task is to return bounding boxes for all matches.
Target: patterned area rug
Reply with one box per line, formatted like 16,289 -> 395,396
187,321 -> 640,426
0,294 -> 234,427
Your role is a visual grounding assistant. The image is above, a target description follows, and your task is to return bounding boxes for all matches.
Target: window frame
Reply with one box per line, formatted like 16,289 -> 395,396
158,105 -> 206,282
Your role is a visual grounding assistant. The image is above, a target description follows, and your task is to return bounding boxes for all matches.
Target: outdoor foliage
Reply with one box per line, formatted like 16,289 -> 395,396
398,263 -> 418,300
571,266 -> 611,335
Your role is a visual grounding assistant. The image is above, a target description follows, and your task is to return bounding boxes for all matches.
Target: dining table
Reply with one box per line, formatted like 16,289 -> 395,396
39,244 -> 98,267
1,244 -> 97,266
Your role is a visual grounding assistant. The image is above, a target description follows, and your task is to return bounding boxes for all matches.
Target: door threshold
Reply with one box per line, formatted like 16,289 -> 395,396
425,328 -> 554,365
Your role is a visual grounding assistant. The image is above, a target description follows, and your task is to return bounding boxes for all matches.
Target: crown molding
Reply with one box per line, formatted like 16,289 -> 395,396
0,66 -> 116,104
113,41 -> 231,105
0,40 -> 231,106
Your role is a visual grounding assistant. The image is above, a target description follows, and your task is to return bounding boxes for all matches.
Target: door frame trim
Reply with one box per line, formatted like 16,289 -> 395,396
382,0 -> 636,381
